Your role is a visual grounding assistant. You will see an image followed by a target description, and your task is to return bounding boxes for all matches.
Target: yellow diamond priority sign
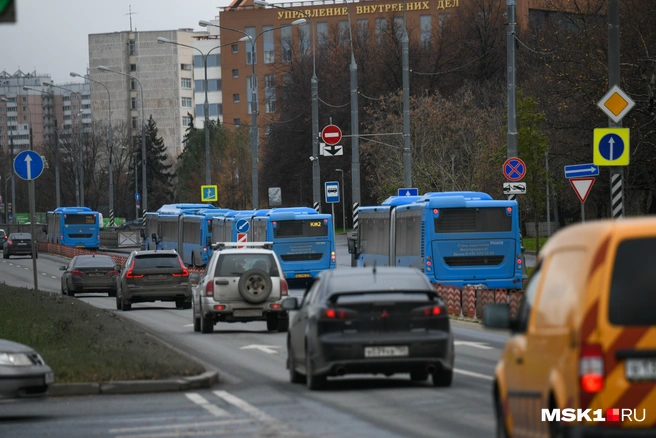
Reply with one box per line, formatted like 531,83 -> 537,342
597,85 -> 635,124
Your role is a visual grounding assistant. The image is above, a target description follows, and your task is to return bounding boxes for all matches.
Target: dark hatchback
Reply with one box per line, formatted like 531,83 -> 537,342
3,233 -> 37,259
60,255 -> 120,297
283,266 -> 454,390
115,250 -> 192,311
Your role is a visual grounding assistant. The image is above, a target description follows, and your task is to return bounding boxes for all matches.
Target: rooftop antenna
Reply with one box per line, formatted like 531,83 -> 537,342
125,5 -> 138,32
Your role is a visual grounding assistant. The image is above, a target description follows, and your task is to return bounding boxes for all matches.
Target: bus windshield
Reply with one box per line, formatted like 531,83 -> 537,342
273,220 -> 328,238
433,208 -> 512,233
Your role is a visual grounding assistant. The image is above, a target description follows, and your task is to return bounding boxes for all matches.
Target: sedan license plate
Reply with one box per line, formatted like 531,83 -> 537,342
149,274 -> 166,280
18,243 -> 28,246
45,371 -> 55,384
89,273 -> 104,277
625,358 -> 656,380
364,346 -> 409,358
295,273 -> 310,278
233,309 -> 262,317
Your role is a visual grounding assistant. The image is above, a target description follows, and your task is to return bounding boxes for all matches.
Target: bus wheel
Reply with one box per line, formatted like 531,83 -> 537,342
191,254 -> 196,267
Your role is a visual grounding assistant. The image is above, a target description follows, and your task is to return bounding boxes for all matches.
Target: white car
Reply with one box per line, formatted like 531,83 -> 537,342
192,242 -> 290,333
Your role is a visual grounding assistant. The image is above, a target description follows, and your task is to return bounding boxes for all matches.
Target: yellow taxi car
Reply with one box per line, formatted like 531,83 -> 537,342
483,217 -> 656,437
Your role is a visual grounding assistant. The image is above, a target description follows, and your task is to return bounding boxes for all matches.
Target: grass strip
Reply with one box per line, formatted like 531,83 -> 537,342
522,237 -> 548,252
0,285 -> 205,383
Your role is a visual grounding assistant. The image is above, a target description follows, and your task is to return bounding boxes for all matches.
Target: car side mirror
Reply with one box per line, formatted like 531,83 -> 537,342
347,239 -> 357,255
282,297 -> 299,310
190,273 -> 201,286
482,304 -> 511,330
59,266 -> 67,271
113,265 -> 121,272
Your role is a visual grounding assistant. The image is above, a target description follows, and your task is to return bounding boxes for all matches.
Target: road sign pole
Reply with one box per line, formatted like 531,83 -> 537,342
581,202 -> 585,223
332,203 -> 336,239
608,0 -> 623,219
29,179 -> 39,303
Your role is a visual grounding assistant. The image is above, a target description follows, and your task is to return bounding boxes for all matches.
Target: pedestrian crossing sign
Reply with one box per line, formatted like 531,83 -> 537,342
201,185 -> 218,202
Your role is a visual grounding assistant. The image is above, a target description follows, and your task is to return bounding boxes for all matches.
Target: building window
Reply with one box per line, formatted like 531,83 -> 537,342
131,78 -> 137,90
63,106 -> 71,111
0,116 -> 3,122
394,17 -> 404,40
130,64 -> 137,71
182,97 -> 192,107
439,14 -> 450,35
299,23 -> 310,54
232,69 -> 239,78
23,116 -> 27,121
420,15 -> 432,48
281,25 -> 292,62
182,116 -> 191,127
233,94 -> 240,103
265,100 -> 276,114
375,18 -> 387,42
208,79 -> 221,92
247,76 -> 258,115
181,78 -> 192,89
0,108 -> 4,113
357,19 -> 369,42
265,74 -> 275,114
129,39 -> 136,55
210,103 -> 222,116
131,117 -> 138,129
245,26 -> 256,65
317,22 -> 328,49
73,105 -> 78,110
234,118 -> 241,127
338,21 -> 349,45
232,44 -> 238,54
131,98 -> 137,110
263,25 -> 274,63
22,96 -> 26,102
181,63 -> 192,71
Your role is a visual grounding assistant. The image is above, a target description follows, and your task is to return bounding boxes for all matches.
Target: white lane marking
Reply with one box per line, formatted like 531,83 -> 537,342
109,419 -> 251,434
41,272 -> 47,276
213,390 -> 300,437
454,368 -> 494,381
51,276 -> 57,279
240,344 -> 280,354
183,324 -> 194,327
25,267 -> 29,270
454,341 -> 493,350
185,393 -> 230,417
116,427 -> 260,438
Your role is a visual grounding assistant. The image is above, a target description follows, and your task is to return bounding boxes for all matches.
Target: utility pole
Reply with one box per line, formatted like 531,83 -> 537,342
608,0 -> 623,218
506,0 -> 518,201
345,0 -> 360,230
401,0 -> 412,188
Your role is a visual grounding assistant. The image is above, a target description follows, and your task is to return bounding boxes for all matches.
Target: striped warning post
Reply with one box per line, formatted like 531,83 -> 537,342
352,202 -> 360,230
109,209 -> 115,227
462,286 -> 476,318
142,210 -> 147,228
313,202 -> 320,213
495,289 -> 509,304
477,288 -> 495,319
509,290 -> 524,318
508,194 -> 516,201
611,171 -> 623,218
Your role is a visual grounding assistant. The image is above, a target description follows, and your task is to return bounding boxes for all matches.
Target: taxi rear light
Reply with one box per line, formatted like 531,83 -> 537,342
205,280 -> 214,297
214,304 -> 226,311
580,343 -> 604,393
280,278 -> 289,296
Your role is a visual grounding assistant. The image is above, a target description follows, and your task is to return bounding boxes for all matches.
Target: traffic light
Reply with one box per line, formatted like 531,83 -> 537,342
7,202 -> 11,214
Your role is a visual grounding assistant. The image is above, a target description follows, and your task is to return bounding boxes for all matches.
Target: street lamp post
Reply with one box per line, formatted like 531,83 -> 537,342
335,168 -> 346,231
98,66 -> 147,225
157,38 -> 237,187
1,97 -> 16,224
21,87 -> 60,208
252,0 -> 320,212
71,72 -> 114,225
199,19 -> 306,210
44,82 -> 85,206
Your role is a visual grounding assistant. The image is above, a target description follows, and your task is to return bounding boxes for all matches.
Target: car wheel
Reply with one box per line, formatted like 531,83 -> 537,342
200,307 -> 213,333
121,295 -> 132,311
192,303 -> 200,332
288,340 -> 305,384
432,367 -> 453,387
495,391 -> 509,438
108,288 -> 116,298
66,283 -> 75,297
115,294 -> 121,310
191,253 -> 196,268
266,313 -> 278,332
3,251 -> 9,259
238,269 -> 272,304
175,299 -> 185,309
305,348 -> 326,390
183,299 -> 192,310
410,371 -> 429,382
277,316 -> 289,333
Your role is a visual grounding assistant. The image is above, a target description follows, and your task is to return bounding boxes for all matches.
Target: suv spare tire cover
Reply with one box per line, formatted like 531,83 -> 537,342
238,269 -> 273,304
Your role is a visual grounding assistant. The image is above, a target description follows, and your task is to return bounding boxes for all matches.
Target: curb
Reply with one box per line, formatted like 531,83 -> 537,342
48,370 -> 219,397
450,315 -> 482,324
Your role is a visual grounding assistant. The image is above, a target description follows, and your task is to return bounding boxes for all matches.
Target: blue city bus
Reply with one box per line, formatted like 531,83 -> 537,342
252,208 -> 336,280
46,207 -> 101,249
229,209 -> 273,242
352,192 -> 523,290
153,204 -> 216,253
180,208 -> 232,266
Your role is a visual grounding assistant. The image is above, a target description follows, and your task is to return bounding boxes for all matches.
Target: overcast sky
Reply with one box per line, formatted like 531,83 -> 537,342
0,0 -> 235,84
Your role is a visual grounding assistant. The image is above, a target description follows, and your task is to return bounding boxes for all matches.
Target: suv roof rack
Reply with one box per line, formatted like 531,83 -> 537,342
212,242 -> 273,250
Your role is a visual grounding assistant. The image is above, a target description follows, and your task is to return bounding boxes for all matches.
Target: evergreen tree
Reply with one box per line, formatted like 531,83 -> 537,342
135,116 -> 173,211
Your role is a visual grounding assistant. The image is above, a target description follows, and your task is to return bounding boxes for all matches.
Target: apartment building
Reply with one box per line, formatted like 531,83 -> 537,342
193,19 -> 224,129
0,69 -> 90,155
88,29 -> 204,161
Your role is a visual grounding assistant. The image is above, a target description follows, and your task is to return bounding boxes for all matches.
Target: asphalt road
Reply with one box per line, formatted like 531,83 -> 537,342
0,238 -> 510,438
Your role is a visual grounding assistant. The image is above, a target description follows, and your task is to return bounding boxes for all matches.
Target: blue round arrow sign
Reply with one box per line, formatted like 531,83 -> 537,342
598,133 -> 624,161
236,219 -> 250,233
13,150 -> 44,181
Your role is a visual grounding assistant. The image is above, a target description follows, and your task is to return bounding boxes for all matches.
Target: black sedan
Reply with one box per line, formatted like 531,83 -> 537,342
60,255 -> 120,297
0,339 -> 55,399
283,266 -> 454,390
3,232 -> 37,259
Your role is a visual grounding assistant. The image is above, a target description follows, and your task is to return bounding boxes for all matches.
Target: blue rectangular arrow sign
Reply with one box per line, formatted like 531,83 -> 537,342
398,188 -> 419,196
564,163 -> 599,179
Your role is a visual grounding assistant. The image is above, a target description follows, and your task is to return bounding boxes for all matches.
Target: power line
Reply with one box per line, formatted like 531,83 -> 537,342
411,42 -> 503,76
318,96 -> 349,108
514,34 -> 558,56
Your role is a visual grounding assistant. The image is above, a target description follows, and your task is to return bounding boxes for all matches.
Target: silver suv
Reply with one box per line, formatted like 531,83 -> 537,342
192,242 -> 289,333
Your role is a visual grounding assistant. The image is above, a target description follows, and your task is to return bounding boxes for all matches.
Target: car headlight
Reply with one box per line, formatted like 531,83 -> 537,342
0,353 -> 34,366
